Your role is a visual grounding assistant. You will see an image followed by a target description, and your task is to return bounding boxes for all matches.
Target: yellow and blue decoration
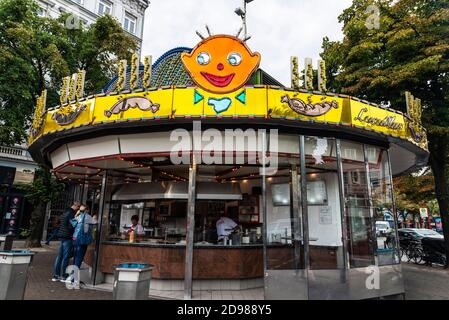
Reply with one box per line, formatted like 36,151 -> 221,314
194,89 -> 247,114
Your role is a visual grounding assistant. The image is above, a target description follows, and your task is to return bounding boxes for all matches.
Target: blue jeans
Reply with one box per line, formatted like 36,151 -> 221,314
74,244 -> 88,269
54,239 -> 73,278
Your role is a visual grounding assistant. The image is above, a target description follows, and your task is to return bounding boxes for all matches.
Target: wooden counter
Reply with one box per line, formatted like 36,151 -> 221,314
85,242 -> 340,280
87,241 -> 264,280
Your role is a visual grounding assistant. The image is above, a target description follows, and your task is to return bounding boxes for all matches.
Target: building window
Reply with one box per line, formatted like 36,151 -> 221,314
72,0 -> 83,4
124,12 -> 137,34
98,0 -> 112,15
37,7 -> 46,17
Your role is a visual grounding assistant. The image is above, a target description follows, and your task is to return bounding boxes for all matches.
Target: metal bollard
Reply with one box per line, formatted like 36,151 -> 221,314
113,263 -> 154,300
0,250 -> 35,300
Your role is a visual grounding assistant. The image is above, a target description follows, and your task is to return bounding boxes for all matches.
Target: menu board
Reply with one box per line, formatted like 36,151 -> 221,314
307,180 -> 328,205
271,180 -> 328,206
271,184 -> 290,206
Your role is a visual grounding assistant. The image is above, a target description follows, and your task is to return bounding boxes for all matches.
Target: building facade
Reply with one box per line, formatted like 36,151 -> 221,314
36,0 -> 149,52
0,145 -> 39,236
0,145 -> 38,185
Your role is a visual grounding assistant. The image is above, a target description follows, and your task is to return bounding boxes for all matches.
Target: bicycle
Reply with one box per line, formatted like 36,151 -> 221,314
404,240 -> 425,265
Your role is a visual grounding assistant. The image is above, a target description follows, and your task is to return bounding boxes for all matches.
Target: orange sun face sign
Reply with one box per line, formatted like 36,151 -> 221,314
181,35 -> 261,94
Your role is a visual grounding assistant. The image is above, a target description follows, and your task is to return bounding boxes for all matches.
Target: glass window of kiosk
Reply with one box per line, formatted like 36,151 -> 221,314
305,136 -> 344,270
107,165 -> 190,244
194,165 -> 263,246
266,135 -> 304,270
340,141 -> 376,268
367,147 -> 400,265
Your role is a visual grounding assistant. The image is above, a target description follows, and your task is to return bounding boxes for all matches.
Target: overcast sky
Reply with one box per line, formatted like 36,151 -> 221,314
141,0 -> 352,85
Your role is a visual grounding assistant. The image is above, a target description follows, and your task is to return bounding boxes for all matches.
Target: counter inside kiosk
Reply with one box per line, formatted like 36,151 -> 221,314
107,181 -> 263,246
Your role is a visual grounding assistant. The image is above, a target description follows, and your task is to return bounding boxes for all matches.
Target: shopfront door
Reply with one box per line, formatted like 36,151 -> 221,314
263,135 -> 308,300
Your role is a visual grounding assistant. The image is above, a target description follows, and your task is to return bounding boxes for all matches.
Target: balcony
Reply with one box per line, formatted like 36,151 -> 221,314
0,145 -> 35,163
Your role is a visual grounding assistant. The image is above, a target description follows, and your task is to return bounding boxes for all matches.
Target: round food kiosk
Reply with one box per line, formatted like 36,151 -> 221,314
28,34 -> 428,300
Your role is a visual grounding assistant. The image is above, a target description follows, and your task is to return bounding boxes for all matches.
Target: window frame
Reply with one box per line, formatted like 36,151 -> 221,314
123,11 -> 137,35
98,0 -> 113,16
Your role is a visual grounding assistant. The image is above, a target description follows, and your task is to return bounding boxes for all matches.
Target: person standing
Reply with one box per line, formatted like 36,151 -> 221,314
52,201 -> 80,282
216,214 -> 239,244
71,205 -> 96,269
123,215 -> 145,238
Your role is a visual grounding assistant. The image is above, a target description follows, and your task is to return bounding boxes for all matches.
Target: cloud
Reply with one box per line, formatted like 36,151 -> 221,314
142,0 -> 352,85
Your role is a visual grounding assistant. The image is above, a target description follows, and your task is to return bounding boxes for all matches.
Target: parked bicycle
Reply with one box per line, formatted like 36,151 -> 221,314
404,240 -> 424,265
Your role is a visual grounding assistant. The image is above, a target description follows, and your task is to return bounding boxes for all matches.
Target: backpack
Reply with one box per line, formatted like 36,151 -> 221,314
73,214 -> 94,246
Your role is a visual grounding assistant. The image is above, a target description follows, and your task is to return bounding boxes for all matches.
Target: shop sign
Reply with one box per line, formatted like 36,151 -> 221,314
419,208 -> 428,219
354,107 -> 403,131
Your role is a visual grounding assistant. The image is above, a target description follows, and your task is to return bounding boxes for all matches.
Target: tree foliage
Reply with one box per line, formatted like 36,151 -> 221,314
0,0 -> 137,145
322,0 -> 449,266
394,175 -> 437,213
0,0 -> 138,246
322,0 -> 448,116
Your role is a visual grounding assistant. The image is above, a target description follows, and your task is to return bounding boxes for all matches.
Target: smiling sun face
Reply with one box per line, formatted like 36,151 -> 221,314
181,35 -> 261,94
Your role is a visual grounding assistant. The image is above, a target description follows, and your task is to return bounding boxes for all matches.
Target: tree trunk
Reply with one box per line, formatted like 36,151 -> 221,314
25,202 -> 47,248
428,128 -> 449,268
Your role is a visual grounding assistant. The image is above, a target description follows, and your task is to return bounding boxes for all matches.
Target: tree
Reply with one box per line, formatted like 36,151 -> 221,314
394,175 -> 437,225
0,0 -> 138,246
16,167 -> 64,247
0,0 -> 137,144
321,0 -> 449,266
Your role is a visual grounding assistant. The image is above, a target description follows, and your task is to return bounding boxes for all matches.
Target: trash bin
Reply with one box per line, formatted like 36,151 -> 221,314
113,263 -> 154,300
0,250 -> 35,300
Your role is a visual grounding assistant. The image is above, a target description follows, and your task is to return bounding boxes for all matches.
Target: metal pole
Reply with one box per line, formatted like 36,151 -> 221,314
92,171 -> 108,285
184,162 -> 197,300
291,164 -> 302,270
387,150 -> 401,264
299,136 -> 309,271
81,180 -> 89,204
243,0 -> 247,39
261,130 -> 268,299
363,145 -> 378,267
336,139 -> 350,271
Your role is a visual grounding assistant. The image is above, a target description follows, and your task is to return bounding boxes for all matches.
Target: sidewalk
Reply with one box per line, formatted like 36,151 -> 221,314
19,242 -> 112,300
402,262 -> 449,300
16,241 -> 449,300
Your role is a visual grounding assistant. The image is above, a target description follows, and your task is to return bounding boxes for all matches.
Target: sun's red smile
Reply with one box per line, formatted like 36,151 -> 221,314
200,72 -> 235,88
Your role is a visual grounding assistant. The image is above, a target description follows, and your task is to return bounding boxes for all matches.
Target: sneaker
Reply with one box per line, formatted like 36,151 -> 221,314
51,276 -> 61,282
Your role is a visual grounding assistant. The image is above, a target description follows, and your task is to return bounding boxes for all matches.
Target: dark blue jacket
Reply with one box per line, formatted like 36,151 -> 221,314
57,208 -> 75,240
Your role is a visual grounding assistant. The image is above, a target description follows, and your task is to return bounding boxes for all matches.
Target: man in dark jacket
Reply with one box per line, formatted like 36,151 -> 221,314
52,201 -> 80,281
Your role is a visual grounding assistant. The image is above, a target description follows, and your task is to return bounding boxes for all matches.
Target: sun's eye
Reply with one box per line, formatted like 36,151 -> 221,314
197,52 -> 211,65
227,53 -> 242,66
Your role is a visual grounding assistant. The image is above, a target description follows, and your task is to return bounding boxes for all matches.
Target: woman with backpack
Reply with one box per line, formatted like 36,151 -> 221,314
71,205 -> 97,268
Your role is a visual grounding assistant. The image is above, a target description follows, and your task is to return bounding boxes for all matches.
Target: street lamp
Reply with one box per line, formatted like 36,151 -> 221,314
235,0 -> 255,40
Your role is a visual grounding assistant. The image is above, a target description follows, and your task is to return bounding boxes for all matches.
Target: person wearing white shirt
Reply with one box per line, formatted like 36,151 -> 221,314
126,215 -> 145,236
216,216 -> 239,242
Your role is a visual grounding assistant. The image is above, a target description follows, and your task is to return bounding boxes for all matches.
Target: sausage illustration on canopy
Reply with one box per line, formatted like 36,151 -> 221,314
104,96 -> 160,118
281,94 -> 339,117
